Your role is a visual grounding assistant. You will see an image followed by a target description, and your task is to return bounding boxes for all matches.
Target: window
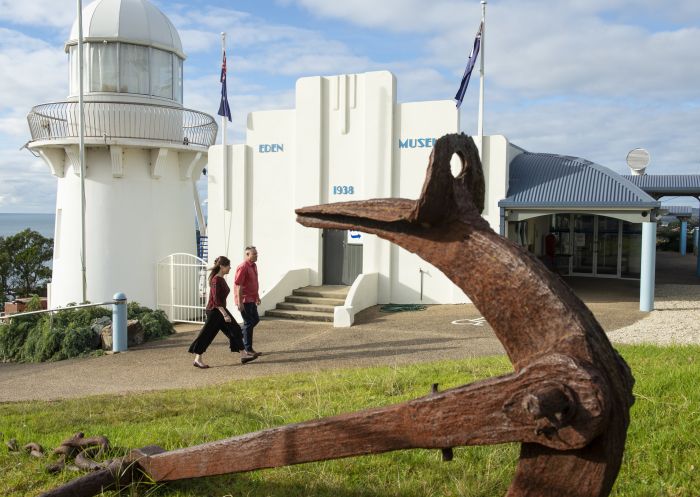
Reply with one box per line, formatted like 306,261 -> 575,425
68,45 -> 88,96
90,43 -> 119,92
173,56 -> 183,103
120,44 -> 149,94
150,48 -> 173,99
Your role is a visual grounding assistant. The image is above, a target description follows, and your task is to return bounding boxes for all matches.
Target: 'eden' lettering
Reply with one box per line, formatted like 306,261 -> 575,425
259,144 -> 284,153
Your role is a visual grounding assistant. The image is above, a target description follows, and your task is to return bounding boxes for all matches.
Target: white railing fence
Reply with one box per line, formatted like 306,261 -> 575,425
157,253 -> 208,324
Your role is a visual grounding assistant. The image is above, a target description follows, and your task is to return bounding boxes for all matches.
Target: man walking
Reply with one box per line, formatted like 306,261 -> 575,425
235,246 -> 262,356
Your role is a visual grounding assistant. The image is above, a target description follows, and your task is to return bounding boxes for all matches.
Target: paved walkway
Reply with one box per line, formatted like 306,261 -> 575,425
0,291 -> 646,402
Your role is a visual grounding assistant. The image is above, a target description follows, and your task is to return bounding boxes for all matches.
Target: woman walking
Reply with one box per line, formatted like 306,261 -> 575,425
188,256 -> 258,368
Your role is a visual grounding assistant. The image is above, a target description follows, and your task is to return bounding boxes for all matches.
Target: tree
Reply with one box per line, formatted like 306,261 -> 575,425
4,229 -> 53,297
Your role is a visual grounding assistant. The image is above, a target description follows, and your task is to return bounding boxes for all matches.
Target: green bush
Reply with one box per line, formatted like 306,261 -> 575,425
0,316 -> 37,361
18,319 -> 62,362
139,309 -> 173,340
127,302 -> 174,340
0,302 -> 173,363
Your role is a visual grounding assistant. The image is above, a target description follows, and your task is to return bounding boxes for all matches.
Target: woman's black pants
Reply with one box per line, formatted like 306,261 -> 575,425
188,309 -> 245,355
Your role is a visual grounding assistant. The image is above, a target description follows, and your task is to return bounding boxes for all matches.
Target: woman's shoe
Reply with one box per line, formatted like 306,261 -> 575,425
193,361 -> 210,369
241,353 -> 258,364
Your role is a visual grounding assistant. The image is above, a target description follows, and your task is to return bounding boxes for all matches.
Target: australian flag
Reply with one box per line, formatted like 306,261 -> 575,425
218,50 -> 232,121
454,22 -> 483,108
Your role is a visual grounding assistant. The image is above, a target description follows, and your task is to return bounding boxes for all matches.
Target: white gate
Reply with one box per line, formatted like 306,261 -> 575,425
157,253 -> 208,323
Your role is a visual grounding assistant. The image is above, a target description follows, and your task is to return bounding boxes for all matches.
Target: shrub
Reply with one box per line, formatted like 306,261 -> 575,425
0,302 -> 173,363
59,325 -> 97,360
127,302 -> 174,340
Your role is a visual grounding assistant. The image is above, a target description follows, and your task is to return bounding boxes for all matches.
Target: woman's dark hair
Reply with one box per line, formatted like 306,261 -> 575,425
209,255 -> 231,283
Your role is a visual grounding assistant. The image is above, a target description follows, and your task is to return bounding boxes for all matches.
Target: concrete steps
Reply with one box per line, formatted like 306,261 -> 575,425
265,285 -> 349,322
284,295 -> 345,306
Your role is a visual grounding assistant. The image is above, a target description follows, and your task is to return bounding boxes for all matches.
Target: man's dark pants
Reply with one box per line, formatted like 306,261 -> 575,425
241,302 -> 260,352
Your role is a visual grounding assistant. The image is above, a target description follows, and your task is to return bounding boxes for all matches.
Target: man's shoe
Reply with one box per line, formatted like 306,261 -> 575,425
249,349 -> 262,357
241,354 -> 258,364
193,361 -> 210,369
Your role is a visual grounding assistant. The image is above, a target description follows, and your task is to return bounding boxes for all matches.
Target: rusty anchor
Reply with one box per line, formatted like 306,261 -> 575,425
40,133 -> 634,497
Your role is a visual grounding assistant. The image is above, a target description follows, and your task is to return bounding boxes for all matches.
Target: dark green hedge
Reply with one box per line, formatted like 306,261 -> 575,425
0,298 -> 174,363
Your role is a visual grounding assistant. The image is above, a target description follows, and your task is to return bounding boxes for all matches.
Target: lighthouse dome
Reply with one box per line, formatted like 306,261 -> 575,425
65,0 -> 185,103
66,0 -> 184,58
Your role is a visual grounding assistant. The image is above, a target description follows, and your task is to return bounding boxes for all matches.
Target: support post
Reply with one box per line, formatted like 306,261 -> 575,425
112,292 -> 127,352
695,228 -> 700,277
680,220 -> 687,256
477,0 -> 487,159
640,222 -> 656,312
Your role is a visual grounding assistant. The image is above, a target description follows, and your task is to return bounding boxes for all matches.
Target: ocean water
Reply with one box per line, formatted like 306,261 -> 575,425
0,213 -> 55,238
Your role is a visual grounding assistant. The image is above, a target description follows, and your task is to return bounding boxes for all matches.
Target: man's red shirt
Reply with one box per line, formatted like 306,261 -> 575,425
234,260 -> 260,304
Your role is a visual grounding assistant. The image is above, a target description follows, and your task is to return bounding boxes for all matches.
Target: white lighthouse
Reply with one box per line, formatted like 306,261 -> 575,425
26,0 -> 216,307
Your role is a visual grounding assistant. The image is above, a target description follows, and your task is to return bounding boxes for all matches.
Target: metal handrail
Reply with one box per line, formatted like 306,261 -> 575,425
0,300 -> 113,321
27,100 -> 218,148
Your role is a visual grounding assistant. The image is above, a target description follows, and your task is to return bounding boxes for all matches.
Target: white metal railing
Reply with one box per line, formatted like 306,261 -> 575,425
27,100 -> 218,148
157,253 -> 208,324
0,300 -> 112,321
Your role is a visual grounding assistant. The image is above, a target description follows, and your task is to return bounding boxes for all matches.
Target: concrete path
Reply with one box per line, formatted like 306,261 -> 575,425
0,290 -> 645,402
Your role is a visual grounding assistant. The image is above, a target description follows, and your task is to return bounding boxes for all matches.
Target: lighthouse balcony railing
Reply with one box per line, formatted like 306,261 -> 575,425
27,101 -> 218,148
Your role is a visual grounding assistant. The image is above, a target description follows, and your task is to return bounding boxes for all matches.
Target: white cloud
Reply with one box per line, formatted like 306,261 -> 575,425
283,0 -> 700,102
0,29 -> 68,114
484,99 -> 700,175
0,0 -> 74,29
277,0 -> 468,33
0,148 -> 57,212
284,0 -> 700,33
0,28 -> 68,212
422,3 -> 700,103
168,5 -> 373,77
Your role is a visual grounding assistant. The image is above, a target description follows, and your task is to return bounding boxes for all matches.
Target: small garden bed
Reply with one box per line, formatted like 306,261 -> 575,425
0,298 -> 173,363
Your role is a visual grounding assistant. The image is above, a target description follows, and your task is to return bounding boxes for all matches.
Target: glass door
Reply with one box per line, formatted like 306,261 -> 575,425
621,222 -> 642,278
553,213 -> 572,274
572,214 -> 595,274
596,217 -> 620,276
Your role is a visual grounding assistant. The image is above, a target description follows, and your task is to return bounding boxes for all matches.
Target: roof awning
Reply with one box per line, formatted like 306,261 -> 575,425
623,175 -> 700,199
499,153 -> 661,212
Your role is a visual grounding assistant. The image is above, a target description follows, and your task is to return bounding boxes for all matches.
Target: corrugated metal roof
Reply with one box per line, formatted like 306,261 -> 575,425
622,175 -> 700,196
499,153 -> 659,209
665,205 -> 694,216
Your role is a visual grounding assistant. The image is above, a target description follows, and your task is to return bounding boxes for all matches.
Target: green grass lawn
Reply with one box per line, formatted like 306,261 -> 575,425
1,345 -> 699,497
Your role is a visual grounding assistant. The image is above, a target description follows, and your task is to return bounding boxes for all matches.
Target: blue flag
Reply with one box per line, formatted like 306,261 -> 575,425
218,50 -> 232,121
454,22 -> 483,108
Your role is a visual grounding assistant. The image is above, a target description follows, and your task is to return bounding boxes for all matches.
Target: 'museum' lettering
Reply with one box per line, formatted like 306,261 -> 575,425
399,138 -> 437,149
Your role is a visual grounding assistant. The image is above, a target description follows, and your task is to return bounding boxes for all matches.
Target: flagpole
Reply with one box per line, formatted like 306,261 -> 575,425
77,0 -> 87,303
221,32 -> 231,212
478,0 -> 487,158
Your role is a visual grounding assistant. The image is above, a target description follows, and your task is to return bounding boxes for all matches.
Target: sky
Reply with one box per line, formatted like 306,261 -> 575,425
0,0 -> 698,213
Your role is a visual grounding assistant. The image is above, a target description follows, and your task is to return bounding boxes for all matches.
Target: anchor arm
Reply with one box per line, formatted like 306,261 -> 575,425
135,355 -> 605,482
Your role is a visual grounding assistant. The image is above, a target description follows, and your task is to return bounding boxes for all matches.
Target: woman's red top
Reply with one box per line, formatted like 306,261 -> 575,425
206,275 -> 230,310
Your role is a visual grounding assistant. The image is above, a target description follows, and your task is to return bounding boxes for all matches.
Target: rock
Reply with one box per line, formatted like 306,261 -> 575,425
90,316 -> 112,349
100,320 -> 145,350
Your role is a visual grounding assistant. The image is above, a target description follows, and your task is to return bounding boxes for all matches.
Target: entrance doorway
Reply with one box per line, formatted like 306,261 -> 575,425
550,214 -> 630,278
322,229 -> 363,285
